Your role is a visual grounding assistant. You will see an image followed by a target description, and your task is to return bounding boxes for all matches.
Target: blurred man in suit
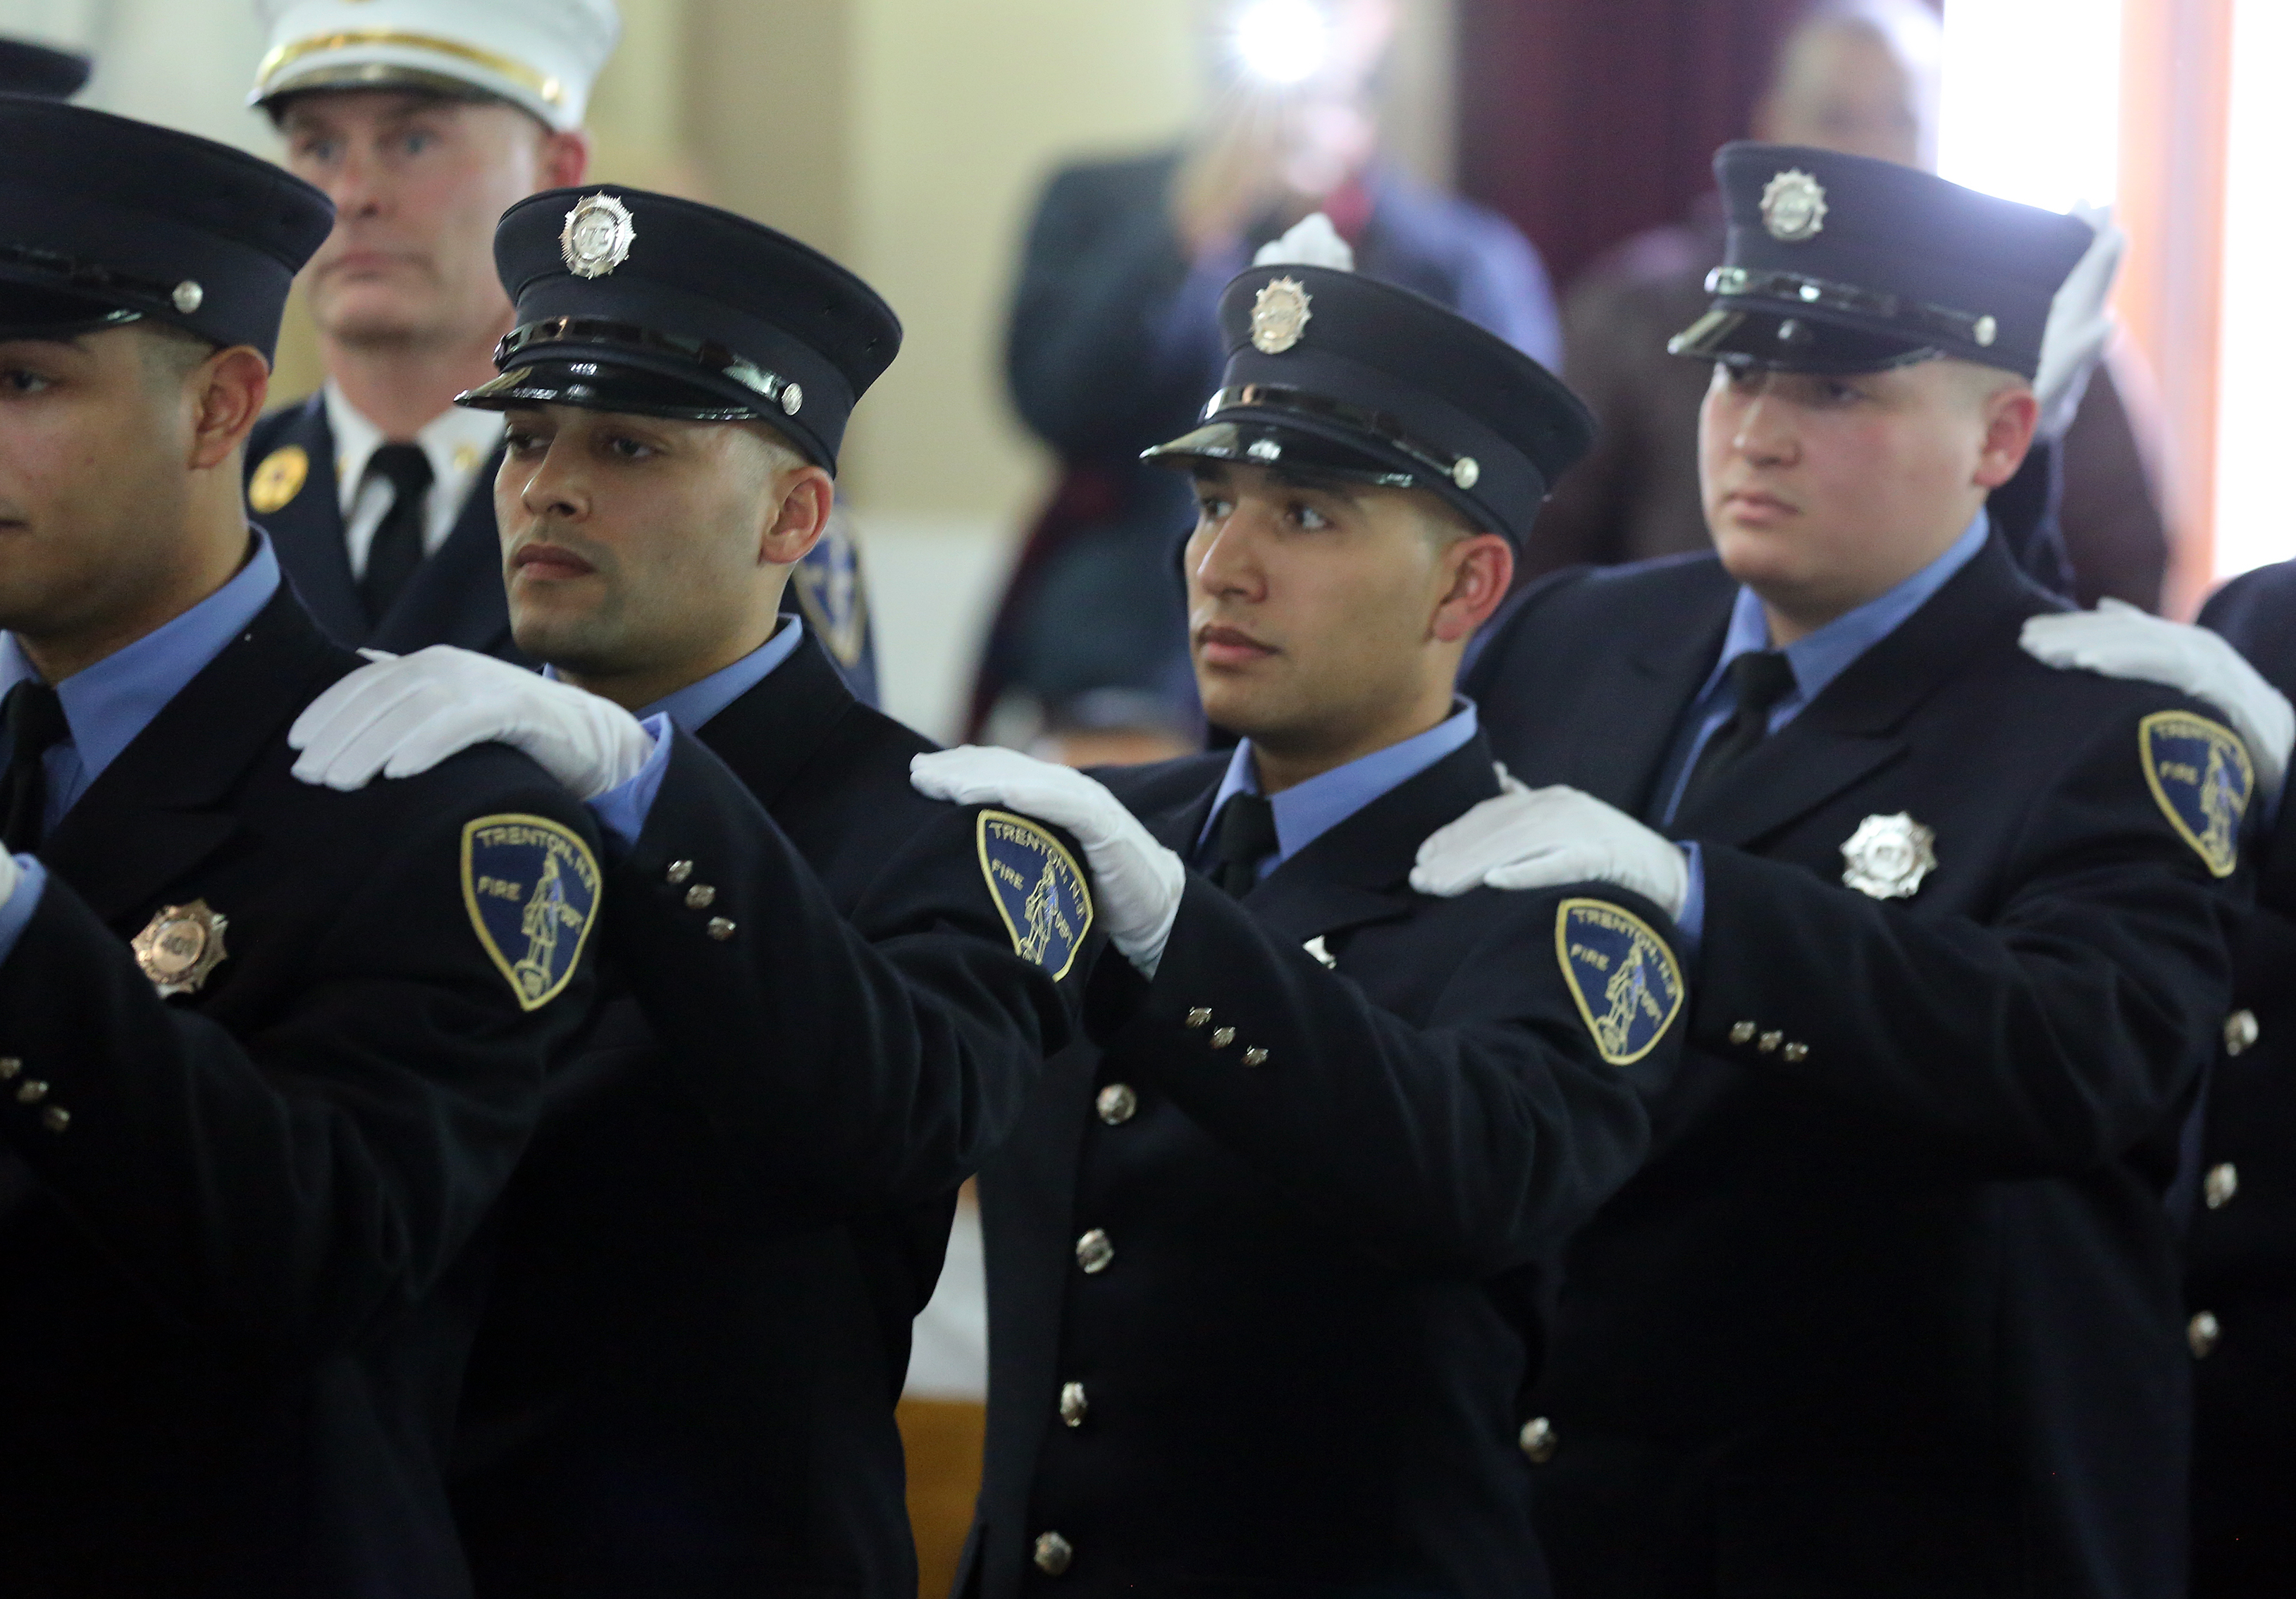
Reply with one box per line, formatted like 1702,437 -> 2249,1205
0,36 -> 89,98
1538,0 -> 2171,610
975,0 -> 1559,755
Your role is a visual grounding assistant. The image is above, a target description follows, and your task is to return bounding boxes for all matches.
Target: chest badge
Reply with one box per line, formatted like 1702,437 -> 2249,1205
1250,275 -> 1313,354
2140,710 -> 2252,878
977,810 -> 1094,980
1556,899 -> 1685,1068
1840,813 -> 1937,900
132,900 -> 229,998
247,445 -> 309,515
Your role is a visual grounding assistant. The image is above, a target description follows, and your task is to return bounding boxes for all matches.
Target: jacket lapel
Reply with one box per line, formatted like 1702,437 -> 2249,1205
371,443 -> 518,658
38,588 -> 342,927
1670,536 -> 2039,848
252,396 -> 369,649
1242,733 -> 1505,948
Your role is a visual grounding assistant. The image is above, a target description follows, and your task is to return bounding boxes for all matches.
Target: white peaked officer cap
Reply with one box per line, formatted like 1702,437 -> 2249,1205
249,0 -> 622,132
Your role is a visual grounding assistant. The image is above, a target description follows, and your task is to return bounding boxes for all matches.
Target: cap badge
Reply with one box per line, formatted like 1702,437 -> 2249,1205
1251,276 -> 1313,354
1760,169 -> 1828,243
131,900 -> 230,998
1839,813 -> 1937,899
247,445 -> 310,515
560,193 -> 636,279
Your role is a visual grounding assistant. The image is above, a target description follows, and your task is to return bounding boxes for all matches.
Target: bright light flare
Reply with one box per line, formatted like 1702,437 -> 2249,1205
1233,0 -> 1331,87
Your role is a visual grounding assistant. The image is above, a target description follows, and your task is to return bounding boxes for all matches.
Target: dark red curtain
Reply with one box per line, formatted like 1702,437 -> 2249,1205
1454,0 -> 1875,289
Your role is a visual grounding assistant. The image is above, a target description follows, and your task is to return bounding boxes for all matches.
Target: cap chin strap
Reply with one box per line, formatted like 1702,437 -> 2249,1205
1200,383 -> 1485,491
1702,266 -> 1999,352
495,316 -> 802,415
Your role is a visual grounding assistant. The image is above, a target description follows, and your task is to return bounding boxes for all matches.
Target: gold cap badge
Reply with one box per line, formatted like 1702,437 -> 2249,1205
1760,169 -> 1828,243
248,445 -> 309,516
1251,276 -> 1313,354
561,192 -> 636,279
131,901 -> 230,998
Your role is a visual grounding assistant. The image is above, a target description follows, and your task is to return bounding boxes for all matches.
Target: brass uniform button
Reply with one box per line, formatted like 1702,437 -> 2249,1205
1209,1026 -> 1236,1049
1758,1031 -> 1783,1054
1241,1047 -> 1269,1068
16,1080 -> 47,1104
1185,1007 -> 1212,1028
0,1056 -> 19,1081
1519,1416 -> 1557,1464
1096,1083 -> 1137,1125
1058,1381 -> 1089,1427
1781,1042 -> 1809,1063
2224,1009 -> 2259,1057
2189,1310 -> 2221,1359
706,917 -> 736,941
41,1106 -> 67,1134
1033,1531 -> 1074,1575
685,884 -> 717,910
2204,1162 -> 2239,1210
1075,1229 -> 1114,1274
666,859 -> 695,885
1729,1021 -> 1757,1045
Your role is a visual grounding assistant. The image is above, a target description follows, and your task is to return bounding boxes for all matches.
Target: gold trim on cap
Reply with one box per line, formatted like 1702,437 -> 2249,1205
254,30 -> 564,106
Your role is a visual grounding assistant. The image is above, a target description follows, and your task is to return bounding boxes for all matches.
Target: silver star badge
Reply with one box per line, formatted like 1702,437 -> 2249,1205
560,192 -> 636,279
1839,813 -> 1937,900
1760,169 -> 1828,242
1251,276 -> 1313,354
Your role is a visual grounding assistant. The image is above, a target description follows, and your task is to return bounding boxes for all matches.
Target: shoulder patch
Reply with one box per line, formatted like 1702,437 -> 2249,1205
792,514 -> 870,668
462,815 -> 603,1011
977,809 -> 1094,980
2139,710 -> 2252,878
1555,897 -> 1686,1068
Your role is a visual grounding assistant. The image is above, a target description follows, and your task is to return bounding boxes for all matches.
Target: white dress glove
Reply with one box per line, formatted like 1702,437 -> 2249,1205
2034,202 -> 2125,440
289,646 -> 657,799
0,847 -> 19,911
1410,784 -> 1690,920
2020,598 -> 2294,801
911,746 -> 1185,978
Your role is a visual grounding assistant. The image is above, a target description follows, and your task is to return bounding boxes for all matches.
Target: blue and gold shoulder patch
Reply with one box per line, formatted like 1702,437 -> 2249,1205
462,815 -> 603,1011
792,513 -> 870,669
2140,710 -> 2252,878
1555,898 -> 1686,1068
977,810 -> 1094,981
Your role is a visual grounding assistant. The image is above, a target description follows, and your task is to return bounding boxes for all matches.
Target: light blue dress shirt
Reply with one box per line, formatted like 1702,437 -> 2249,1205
584,615 -> 808,851
0,531 -> 284,963
1662,511 -> 1990,939
1193,700 -> 1481,885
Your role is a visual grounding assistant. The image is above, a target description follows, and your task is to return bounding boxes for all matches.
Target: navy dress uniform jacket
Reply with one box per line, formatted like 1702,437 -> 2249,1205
964,731 -> 1686,1599
451,631 -> 1096,1599
0,586 -> 599,1598
2186,557 -> 2296,1590
1464,536 -> 2247,1598
245,395 -> 883,698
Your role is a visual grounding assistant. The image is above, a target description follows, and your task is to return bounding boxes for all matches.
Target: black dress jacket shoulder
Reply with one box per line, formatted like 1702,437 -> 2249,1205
967,731 -> 1687,1599
0,586 -> 599,1598
1464,537 -> 2248,1598
452,632 -> 1096,1599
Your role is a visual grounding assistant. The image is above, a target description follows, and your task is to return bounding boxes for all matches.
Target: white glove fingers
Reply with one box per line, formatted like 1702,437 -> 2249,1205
318,690 -> 464,789
380,705 -> 504,783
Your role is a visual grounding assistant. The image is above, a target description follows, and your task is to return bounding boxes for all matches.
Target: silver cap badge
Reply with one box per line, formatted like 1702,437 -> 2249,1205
131,900 -> 230,998
1840,813 -> 1937,900
1251,276 -> 1313,354
1760,169 -> 1828,243
560,193 -> 636,278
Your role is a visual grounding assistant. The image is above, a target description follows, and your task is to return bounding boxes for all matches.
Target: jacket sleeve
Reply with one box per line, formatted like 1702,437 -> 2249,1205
1690,709 -> 2244,1177
0,783 -> 595,1359
1089,875 -> 1682,1278
602,729 -> 1094,1222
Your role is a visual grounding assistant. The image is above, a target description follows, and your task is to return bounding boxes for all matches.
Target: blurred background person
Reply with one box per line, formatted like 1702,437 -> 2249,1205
971,0 -> 1560,762
0,34 -> 87,96
1534,0 -> 2173,610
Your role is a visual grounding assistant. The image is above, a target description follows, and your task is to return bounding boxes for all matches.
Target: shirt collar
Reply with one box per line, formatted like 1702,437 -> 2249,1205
1197,699 -> 1481,868
323,382 -> 504,510
1702,509 -> 1990,710
539,615 -> 809,735
0,530 -> 283,787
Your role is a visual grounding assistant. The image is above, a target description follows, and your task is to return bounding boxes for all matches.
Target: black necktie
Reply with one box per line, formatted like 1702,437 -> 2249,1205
1,680 -> 68,853
1677,649 -> 1798,814
1209,791 -> 1279,898
358,443 -> 434,626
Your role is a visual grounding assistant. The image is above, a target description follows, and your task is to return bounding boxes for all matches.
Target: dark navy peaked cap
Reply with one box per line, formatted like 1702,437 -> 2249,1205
1672,142 -> 2094,379
0,99 -> 333,360
1143,266 -> 1594,549
460,186 -> 903,474
0,37 -> 91,98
